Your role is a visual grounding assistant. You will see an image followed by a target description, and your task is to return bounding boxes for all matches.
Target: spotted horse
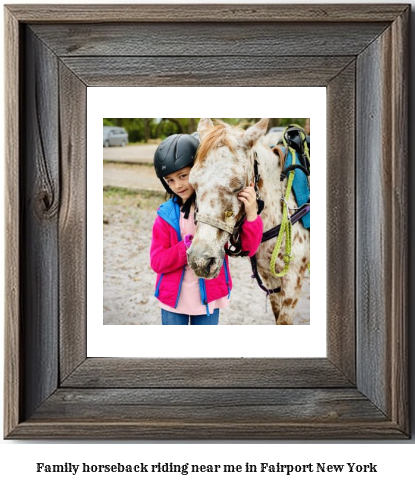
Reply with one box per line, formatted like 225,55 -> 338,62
187,118 -> 310,325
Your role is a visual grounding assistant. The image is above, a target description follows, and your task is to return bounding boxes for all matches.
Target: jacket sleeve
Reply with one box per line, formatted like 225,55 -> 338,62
150,216 -> 188,273
240,215 -> 264,257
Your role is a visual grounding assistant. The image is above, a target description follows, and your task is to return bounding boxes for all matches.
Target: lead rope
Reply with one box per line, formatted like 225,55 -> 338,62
269,145 -> 296,278
269,125 -> 310,278
301,128 -> 311,275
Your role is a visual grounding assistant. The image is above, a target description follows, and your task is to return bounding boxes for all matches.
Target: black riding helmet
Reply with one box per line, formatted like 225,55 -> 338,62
154,134 -> 200,194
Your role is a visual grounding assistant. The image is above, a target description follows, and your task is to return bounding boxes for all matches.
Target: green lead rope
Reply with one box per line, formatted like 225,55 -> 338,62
269,147 -> 296,278
270,124 -> 310,278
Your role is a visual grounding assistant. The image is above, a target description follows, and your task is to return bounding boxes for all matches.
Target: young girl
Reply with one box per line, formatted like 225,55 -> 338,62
151,133 -> 263,325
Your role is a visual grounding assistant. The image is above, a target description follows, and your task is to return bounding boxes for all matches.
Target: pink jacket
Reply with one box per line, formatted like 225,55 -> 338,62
150,198 -> 263,312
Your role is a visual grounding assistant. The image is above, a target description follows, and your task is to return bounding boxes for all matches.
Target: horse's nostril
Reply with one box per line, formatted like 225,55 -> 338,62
205,257 -> 215,272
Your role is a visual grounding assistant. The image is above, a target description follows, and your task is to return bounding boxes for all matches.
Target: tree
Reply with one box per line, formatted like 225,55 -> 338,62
269,118 -> 281,129
143,118 -> 151,142
102,117 -> 307,143
189,118 -> 196,133
160,118 -> 184,134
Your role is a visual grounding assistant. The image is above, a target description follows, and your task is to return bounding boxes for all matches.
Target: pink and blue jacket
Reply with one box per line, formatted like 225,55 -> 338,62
150,197 -> 263,314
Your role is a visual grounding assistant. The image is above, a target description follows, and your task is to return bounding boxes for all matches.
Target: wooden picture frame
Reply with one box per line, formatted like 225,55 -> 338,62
4,4 -> 409,439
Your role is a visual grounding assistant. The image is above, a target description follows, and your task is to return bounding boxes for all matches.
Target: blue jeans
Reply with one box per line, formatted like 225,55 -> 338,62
161,308 -> 220,325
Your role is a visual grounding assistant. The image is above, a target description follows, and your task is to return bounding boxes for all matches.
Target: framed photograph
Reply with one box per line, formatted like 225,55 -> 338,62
93,95 -> 324,357
4,4 -> 409,439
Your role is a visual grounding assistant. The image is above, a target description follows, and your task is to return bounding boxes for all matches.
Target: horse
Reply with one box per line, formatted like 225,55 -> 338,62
187,118 -> 310,325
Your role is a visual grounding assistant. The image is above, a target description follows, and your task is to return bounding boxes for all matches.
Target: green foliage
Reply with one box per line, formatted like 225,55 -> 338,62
103,118 -> 308,143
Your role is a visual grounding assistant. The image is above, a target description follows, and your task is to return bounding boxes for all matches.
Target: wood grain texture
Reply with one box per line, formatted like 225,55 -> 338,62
31,22 -> 388,57
389,8 -> 409,433
58,63 -> 87,381
6,4 -> 409,23
20,28 -> 60,420
4,4 -> 410,440
4,6 -> 21,438
60,56 -> 354,87
356,8 -> 409,426
326,62 -> 356,383
32,388 -> 386,422
356,30 -> 390,416
62,358 -> 353,388
7,421 -> 406,441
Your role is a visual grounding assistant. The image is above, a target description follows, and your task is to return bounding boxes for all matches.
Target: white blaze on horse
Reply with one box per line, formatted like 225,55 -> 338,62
187,118 -> 310,325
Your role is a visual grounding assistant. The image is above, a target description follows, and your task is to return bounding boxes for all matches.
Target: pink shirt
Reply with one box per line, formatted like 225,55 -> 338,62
160,208 -> 230,316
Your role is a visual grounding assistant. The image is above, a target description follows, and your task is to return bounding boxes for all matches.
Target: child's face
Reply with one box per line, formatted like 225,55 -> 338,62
164,167 -> 195,203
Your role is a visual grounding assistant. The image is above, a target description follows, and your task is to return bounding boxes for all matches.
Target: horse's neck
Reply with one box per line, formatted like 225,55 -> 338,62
253,142 -> 284,231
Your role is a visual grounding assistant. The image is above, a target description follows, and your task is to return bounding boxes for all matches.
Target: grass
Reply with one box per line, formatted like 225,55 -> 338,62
103,186 -> 164,209
103,160 -> 153,167
127,141 -> 161,146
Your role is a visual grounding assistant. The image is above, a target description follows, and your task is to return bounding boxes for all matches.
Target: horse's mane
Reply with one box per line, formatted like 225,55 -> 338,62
195,120 -> 243,167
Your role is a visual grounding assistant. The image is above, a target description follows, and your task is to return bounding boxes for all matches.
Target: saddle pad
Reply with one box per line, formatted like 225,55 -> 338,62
282,147 -> 310,229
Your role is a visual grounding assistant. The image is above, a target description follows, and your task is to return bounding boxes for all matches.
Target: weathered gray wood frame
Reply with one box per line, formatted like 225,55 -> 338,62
4,4 -> 409,439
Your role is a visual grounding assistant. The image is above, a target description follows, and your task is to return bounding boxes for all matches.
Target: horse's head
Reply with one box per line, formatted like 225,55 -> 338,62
187,118 -> 269,279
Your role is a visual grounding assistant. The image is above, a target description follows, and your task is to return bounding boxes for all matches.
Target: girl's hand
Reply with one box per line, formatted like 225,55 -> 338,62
238,183 -> 257,222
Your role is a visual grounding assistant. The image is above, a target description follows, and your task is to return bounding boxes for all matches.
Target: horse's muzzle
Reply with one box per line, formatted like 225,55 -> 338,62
187,250 -> 222,279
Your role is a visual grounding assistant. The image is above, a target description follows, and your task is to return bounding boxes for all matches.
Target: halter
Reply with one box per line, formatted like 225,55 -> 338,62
194,213 -> 235,234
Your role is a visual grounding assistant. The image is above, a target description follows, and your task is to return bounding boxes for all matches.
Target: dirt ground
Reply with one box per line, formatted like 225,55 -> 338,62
104,144 -> 158,164
103,153 -> 310,325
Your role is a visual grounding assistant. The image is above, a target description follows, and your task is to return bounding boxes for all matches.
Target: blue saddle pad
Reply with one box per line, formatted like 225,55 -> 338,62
282,147 -> 310,229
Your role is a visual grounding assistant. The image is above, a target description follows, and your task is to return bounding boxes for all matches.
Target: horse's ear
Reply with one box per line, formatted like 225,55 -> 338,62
198,118 -> 214,140
243,118 -> 269,148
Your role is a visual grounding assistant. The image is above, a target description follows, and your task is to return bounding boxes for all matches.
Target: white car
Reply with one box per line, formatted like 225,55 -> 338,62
103,126 -> 128,147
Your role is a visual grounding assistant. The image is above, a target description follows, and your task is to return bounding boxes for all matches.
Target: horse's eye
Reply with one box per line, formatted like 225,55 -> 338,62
233,185 -> 245,193
224,211 -> 234,219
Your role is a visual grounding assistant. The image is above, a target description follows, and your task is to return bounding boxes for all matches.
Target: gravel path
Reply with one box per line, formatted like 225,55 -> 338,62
104,144 -> 158,164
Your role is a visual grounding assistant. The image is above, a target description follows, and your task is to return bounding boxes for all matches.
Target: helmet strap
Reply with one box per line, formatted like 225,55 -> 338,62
180,193 -> 196,219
